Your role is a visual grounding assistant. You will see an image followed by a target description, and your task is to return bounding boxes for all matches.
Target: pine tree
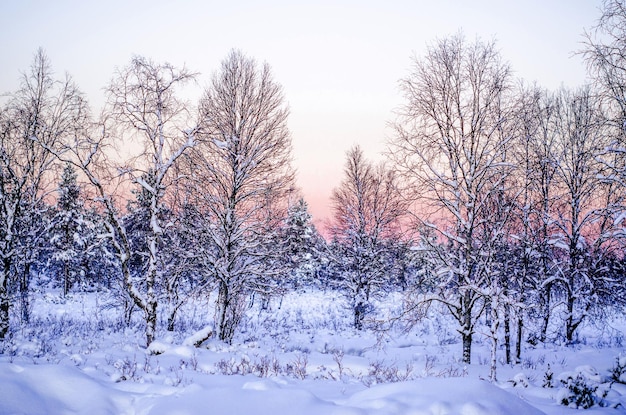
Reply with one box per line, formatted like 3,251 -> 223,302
282,198 -> 324,289
49,163 -> 87,297
123,172 -> 154,281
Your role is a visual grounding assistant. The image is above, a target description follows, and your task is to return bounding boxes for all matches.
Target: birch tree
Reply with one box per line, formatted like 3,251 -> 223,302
550,86 -> 619,343
507,85 -> 561,351
391,34 -> 513,363
583,0 -> 626,141
525,89 -> 561,343
49,57 -> 197,346
580,0 -> 626,323
0,49 -> 88,338
191,50 -> 295,343
103,56 -> 197,345
329,145 -> 406,330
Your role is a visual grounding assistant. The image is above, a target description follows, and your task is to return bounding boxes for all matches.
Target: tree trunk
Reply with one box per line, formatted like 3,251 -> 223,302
20,262 -> 30,324
0,258 -> 10,339
565,270 -> 576,344
145,244 -> 157,345
124,299 -> 135,326
503,302 -> 511,365
354,302 -> 364,330
566,301 -> 590,345
565,295 -> 584,344
489,304 -> 499,382
461,301 -> 473,364
539,281 -> 552,342
167,313 -> 176,332
145,215 -> 160,346
261,294 -> 270,311
460,290 -> 473,364
146,296 -> 157,346
515,314 -> 523,364
167,302 -> 181,332
354,284 -> 365,330
217,281 -> 230,342
63,260 -> 69,298
462,330 -> 472,365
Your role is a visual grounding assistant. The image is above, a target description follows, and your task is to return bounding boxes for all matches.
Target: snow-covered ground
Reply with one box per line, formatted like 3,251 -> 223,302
1,290 -> 625,414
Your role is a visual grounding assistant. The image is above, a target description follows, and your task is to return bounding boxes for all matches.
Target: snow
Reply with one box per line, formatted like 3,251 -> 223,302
213,138 -> 229,149
0,290 -> 625,414
182,325 -> 213,347
0,363 -> 545,415
343,378 -> 545,414
0,363 -> 122,415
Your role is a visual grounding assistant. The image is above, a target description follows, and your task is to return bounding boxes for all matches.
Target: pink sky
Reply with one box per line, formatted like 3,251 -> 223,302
0,0 -> 598,229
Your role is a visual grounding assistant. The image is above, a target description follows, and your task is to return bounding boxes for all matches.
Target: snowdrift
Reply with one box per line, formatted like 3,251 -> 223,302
0,362 -> 546,415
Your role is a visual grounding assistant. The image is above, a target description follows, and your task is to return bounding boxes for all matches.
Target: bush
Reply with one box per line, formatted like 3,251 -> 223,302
609,356 -> 626,385
558,373 -> 598,409
542,364 -> 553,388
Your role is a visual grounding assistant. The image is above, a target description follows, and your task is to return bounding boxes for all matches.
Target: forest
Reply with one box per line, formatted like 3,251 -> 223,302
2,1 -> 626,414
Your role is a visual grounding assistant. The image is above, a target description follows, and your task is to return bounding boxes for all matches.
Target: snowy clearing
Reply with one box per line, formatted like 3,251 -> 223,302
1,290 -> 625,414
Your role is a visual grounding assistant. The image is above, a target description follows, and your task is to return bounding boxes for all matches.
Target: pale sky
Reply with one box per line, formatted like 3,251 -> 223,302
0,0 -> 601,227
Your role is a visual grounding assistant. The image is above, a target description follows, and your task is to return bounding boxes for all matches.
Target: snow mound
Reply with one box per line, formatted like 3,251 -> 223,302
182,325 -> 213,347
0,362 -> 548,415
0,363 -> 124,415
147,340 -> 170,355
343,378 -> 546,415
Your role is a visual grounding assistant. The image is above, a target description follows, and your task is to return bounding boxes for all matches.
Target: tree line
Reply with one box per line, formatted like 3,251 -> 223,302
2,0 -> 626,375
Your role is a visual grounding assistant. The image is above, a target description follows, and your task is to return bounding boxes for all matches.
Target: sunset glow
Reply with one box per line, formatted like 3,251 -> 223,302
0,0 -> 599,228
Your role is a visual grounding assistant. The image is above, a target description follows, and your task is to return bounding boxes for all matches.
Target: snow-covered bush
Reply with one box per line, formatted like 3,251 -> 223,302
542,364 -> 553,388
558,373 -> 598,408
285,353 -> 308,380
362,360 -> 414,386
609,356 -> 626,384
112,356 -> 139,382
557,366 -> 608,409
509,372 -> 530,388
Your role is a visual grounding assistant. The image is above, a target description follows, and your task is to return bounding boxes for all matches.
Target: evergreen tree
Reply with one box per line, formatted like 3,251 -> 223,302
49,163 -> 109,295
49,163 -> 87,296
123,172 -> 154,281
282,198 -> 325,289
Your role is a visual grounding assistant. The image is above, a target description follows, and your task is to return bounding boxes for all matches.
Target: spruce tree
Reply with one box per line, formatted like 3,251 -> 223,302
50,163 -> 85,296
282,198 -> 324,289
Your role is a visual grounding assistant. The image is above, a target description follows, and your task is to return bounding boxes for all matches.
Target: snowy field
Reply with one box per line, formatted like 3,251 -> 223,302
1,289 -> 625,414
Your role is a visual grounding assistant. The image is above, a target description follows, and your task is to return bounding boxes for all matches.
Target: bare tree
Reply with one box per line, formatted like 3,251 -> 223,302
0,49 -> 88,338
583,0 -> 626,139
525,89 -> 561,343
550,86 -> 619,343
582,1 -> 626,222
104,56 -> 197,345
329,145 -> 406,330
391,34 -> 513,364
579,0 -> 626,330
507,85 -> 561,352
190,50 -> 295,343
46,57 -> 197,346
